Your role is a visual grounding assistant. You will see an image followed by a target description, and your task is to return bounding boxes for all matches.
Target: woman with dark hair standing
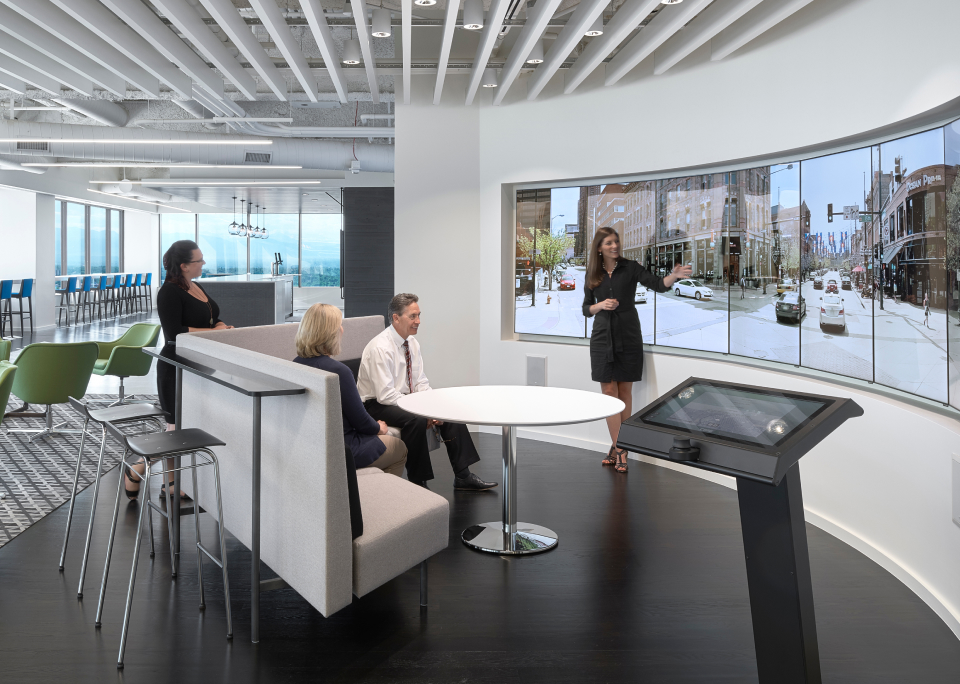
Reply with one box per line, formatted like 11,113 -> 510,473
125,239 -> 233,500
582,227 -> 691,473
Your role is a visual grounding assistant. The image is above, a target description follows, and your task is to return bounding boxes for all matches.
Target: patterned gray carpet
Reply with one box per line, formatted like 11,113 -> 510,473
0,395 -> 163,548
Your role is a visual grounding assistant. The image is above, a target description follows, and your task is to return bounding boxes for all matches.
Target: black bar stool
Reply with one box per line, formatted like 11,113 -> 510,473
95,423 -> 233,669
11,278 -> 34,334
61,398 -> 167,599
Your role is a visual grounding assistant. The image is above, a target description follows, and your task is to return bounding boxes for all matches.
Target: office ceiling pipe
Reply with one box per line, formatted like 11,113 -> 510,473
51,98 -> 129,127
0,155 -> 45,173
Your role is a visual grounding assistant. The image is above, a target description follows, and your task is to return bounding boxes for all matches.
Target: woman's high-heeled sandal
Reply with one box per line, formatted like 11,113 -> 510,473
614,449 -> 628,473
124,459 -> 145,500
159,483 -> 193,502
602,445 -> 617,466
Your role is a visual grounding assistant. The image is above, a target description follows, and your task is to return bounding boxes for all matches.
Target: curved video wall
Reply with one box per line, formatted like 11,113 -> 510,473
514,119 -> 960,411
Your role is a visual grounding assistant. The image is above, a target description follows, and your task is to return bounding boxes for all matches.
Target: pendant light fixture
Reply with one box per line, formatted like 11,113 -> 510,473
228,196 -> 239,235
262,207 -> 269,239
254,204 -> 262,238
342,32 -> 362,65
526,39 -> 544,64
238,199 -> 247,237
481,68 -> 498,88
585,15 -> 604,36
372,8 -> 392,37
463,0 -> 484,30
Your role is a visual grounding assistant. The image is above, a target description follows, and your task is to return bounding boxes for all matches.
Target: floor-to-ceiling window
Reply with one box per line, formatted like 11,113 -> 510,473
299,214 -> 342,287
54,202 -> 62,277
89,206 -> 107,275
55,200 -> 124,276
109,209 -> 122,273
250,214 -> 300,283
159,213 -> 198,278
198,213 -> 244,277
65,203 -> 86,275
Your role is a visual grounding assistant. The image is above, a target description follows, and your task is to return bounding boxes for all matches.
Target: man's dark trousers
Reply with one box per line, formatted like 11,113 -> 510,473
364,399 -> 480,483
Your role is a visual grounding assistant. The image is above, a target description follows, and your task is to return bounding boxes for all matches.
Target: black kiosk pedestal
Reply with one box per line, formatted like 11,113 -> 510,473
617,378 -> 862,684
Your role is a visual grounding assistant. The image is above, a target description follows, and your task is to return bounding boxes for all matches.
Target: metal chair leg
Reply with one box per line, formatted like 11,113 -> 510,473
117,467 -> 150,669
96,456 -> 128,627
147,478 -> 156,559
77,424 -> 107,598
420,560 -> 428,607
192,453 -> 205,609
211,452 -> 233,639
163,457 -> 177,578
59,416 -> 89,570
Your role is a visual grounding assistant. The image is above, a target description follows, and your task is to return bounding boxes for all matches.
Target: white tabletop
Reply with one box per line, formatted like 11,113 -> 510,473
397,385 -> 625,427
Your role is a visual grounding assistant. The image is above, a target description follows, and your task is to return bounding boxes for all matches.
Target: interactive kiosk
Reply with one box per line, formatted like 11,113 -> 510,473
617,378 -> 863,684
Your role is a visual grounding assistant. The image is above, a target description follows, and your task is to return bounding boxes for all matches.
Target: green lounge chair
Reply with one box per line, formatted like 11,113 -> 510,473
93,323 -> 161,406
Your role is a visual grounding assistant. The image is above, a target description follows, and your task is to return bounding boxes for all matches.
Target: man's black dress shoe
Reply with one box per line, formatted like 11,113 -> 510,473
411,480 -> 430,490
454,473 -> 498,490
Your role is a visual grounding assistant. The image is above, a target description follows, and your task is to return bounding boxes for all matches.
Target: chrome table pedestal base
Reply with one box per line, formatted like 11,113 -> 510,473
461,425 -> 559,556
461,522 -> 558,555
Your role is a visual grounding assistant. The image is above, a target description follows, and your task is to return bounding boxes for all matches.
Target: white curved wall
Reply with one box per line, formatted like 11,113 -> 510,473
395,0 -> 960,637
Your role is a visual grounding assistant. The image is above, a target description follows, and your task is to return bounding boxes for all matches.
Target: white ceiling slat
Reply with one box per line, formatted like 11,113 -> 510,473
0,0 -> 160,97
150,0 -> 258,100
248,0 -> 318,102
0,4 -> 122,96
604,0 -> 713,86
301,0 -> 349,104
464,0 -> 513,106
0,34 -> 94,96
199,0 -> 289,101
526,0 -> 608,101
711,0 -> 815,62
48,0 -> 192,98
492,0 -> 564,106
654,0 -> 764,75
433,0 -> 461,105
563,0 -> 662,95
0,72 -> 27,94
0,54 -> 60,95
349,0 -> 380,104
99,0 -> 225,100
401,0 -> 412,104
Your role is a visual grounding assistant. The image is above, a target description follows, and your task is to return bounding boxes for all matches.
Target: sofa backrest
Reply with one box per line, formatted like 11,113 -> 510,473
174,332 -> 354,616
185,315 -> 385,365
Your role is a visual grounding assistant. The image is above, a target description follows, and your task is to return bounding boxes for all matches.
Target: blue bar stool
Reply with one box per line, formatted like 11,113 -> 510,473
109,275 -> 123,317
76,275 -> 95,325
140,272 -> 153,312
0,280 -> 13,337
131,274 -> 143,314
11,278 -> 34,334
95,276 -> 110,321
55,276 -> 78,327
121,273 -> 135,315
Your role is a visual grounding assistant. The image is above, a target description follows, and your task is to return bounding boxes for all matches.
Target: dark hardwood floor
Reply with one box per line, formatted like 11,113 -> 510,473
0,434 -> 958,683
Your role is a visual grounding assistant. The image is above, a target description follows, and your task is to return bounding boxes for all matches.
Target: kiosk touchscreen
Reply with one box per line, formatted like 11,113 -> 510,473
618,378 -> 863,684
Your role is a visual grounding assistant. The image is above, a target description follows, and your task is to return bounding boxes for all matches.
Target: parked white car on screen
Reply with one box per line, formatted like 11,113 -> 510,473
635,284 -> 648,303
674,279 -> 713,300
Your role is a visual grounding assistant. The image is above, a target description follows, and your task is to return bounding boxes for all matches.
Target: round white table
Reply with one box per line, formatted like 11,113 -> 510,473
398,386 -> 625,555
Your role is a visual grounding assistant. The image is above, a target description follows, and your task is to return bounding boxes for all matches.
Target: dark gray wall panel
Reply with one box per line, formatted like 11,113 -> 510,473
344,187 -> 394,320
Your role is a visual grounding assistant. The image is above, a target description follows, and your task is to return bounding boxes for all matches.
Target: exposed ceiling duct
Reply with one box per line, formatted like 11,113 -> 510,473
0,122 -> 395,173
51,98 -> 129,127
99,181 -> 176,202
0,154 -> 45,173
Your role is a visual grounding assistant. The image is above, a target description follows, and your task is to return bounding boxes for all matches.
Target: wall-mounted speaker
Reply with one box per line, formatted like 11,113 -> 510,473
526,355 -> 547,387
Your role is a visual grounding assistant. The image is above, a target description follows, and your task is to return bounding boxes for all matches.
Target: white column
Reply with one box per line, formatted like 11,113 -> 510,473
34,193 -> 56,329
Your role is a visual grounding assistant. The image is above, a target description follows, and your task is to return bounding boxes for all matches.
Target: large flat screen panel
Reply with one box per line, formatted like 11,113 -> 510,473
946,121 -> 960,411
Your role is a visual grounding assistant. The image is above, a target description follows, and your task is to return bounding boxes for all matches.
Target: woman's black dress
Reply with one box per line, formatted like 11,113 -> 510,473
156,280 -> 221,423
582,259 -> 666,383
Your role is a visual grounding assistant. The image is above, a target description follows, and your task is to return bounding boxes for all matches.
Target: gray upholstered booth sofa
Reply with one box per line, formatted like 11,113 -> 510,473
175,316 -> 449,617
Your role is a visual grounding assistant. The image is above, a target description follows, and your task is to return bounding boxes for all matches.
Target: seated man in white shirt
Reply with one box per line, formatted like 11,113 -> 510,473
358,293 -> 497,491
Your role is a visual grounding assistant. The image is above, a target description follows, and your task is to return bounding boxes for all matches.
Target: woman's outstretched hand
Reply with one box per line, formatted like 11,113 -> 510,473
665,263 -> 693,287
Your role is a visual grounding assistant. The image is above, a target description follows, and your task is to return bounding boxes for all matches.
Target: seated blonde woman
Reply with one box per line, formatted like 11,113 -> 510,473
293,303 -> 407,476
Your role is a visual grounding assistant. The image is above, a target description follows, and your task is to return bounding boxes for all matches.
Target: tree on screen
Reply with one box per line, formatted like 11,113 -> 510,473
517,228 -> 574,291
947,174 -> 960,276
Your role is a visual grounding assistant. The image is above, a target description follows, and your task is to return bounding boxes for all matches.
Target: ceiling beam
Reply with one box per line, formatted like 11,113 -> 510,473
0,0 -> 160,97
198,0 -> 288,100
99,0 -> 225,100
0,34 -> 94,96
150,0 -> 258,100
433,0 -> 460,105
605,0 -> 712,86
526,0 -> 607,101
711,0 -> 815,62
349,0 -> 380,104
0,72 -> 26,94
654,0 -> 764,75
48,0 -> 191,98
0,53 -> 60,95
0,4 -> 121,96
563,0 -> 661,95
401,0 -> 412,104
301,0 -> 349,104
492,0 -> 564,106
248,0 -> 318,101
464,0 -> 513,106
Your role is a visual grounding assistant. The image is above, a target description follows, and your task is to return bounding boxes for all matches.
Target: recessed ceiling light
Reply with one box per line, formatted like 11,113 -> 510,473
526,39 -> 544,65
463,0 -> 483,30
413,0 -> 436,5
342,39 -> 362,65
662,0 -> 684,4
585,15 -> 603,37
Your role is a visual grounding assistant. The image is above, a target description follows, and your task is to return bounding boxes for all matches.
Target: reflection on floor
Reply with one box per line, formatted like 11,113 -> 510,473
1,435 -> 958,683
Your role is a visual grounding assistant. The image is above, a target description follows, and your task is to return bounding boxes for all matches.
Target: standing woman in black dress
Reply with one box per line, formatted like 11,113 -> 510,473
124,240 -> 234,500
582,227 -> 691,473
